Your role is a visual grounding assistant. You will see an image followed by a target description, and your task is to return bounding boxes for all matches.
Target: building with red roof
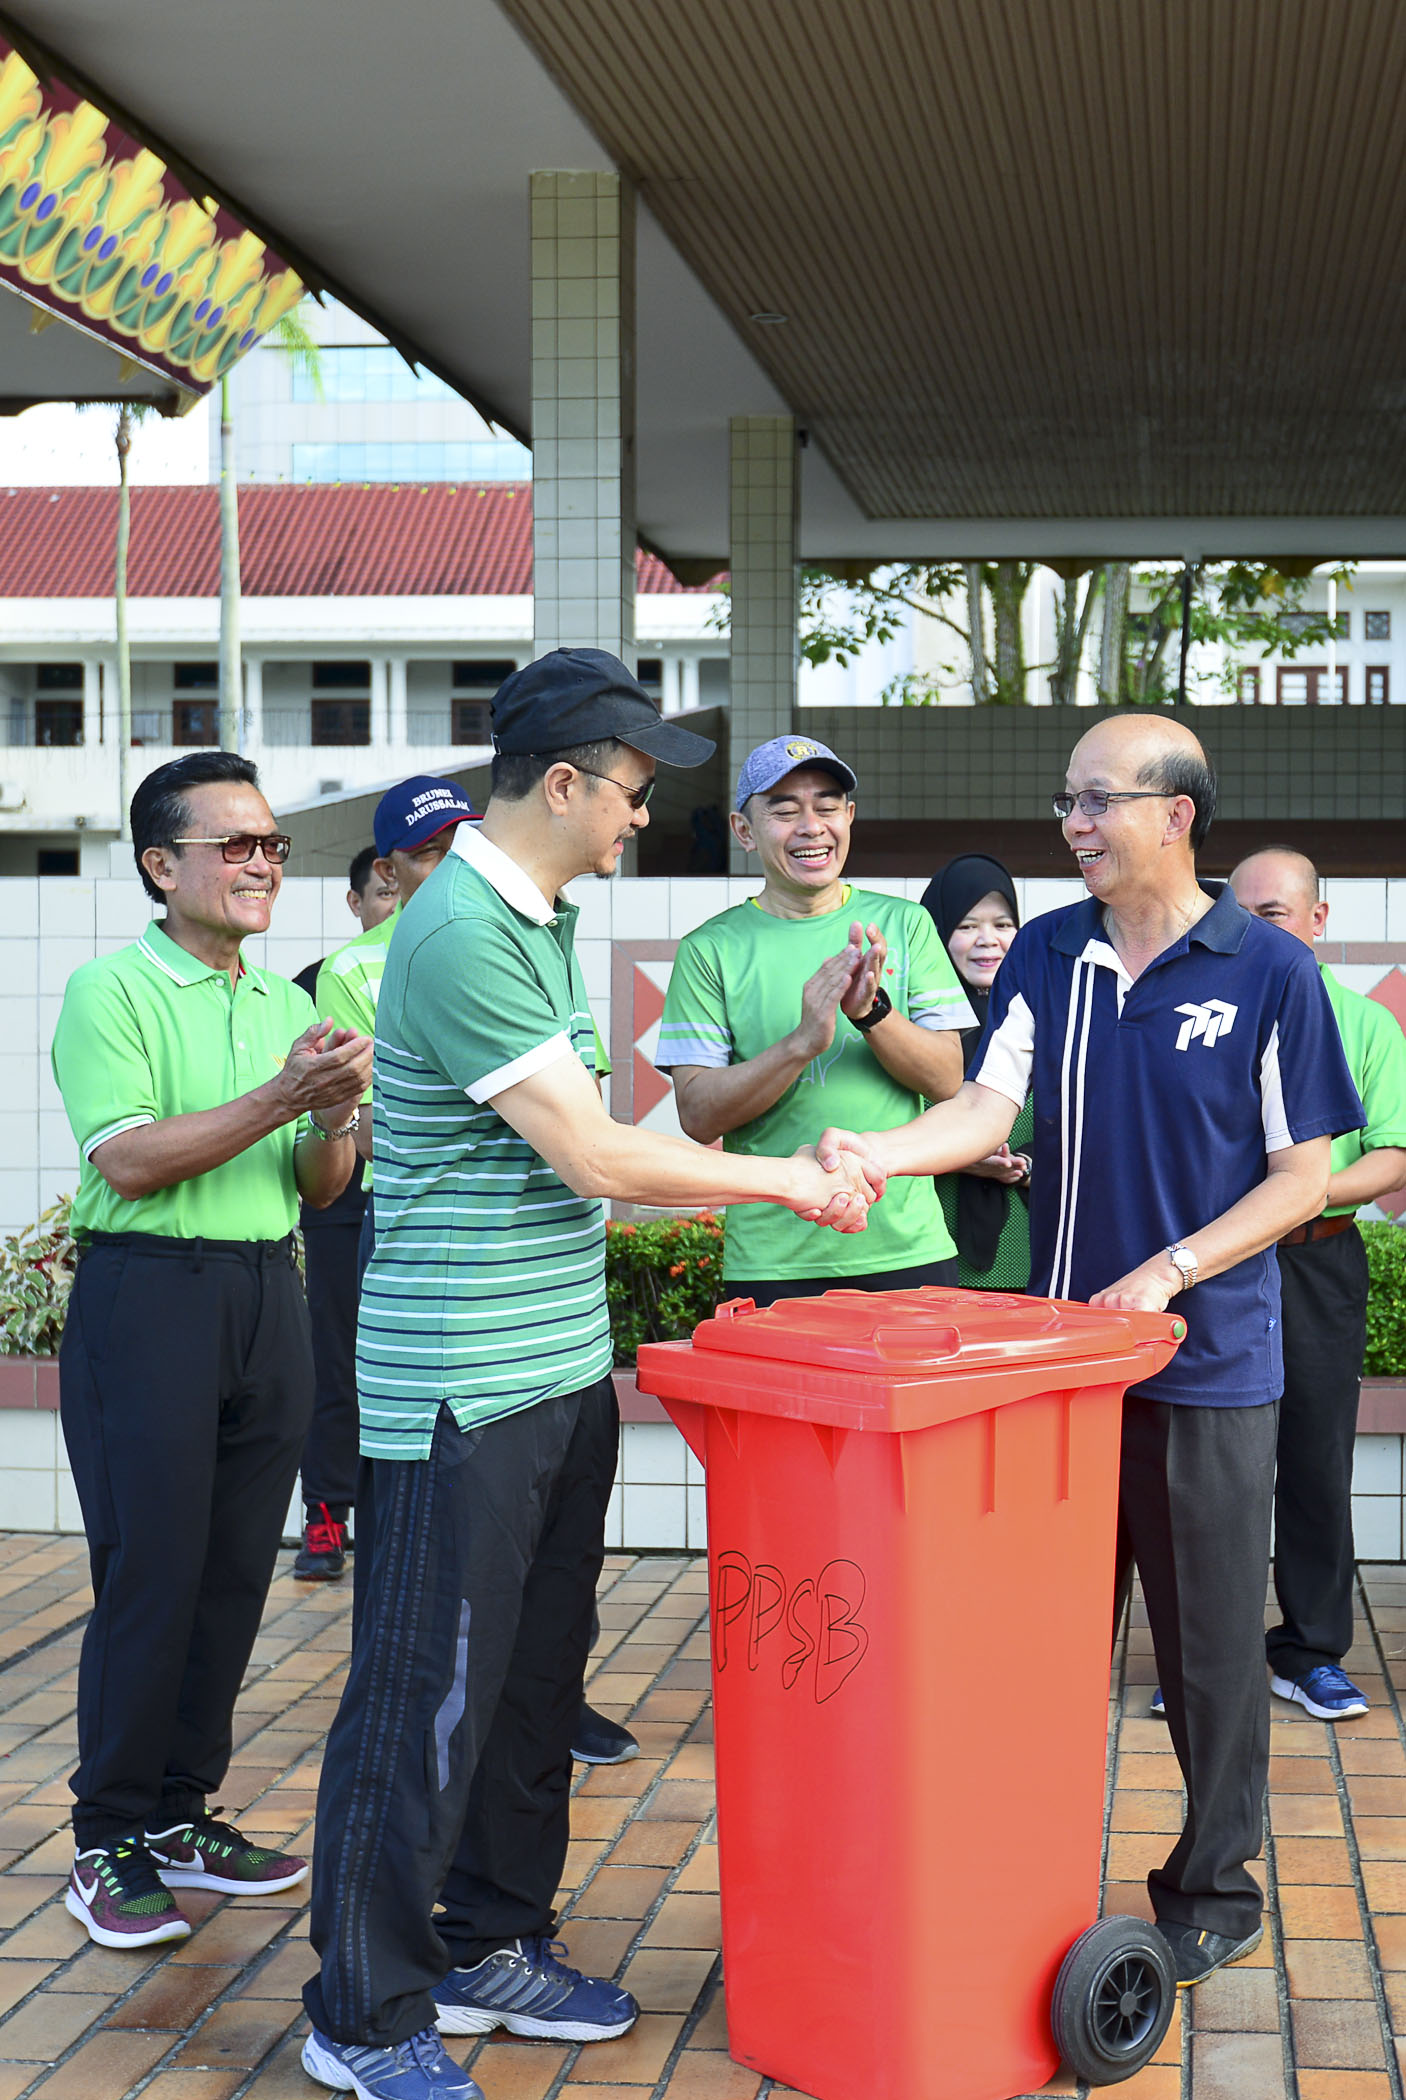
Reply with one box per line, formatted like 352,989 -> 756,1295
0,484 -> 727,872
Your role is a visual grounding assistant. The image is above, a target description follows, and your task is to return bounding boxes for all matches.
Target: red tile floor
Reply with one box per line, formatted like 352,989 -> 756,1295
2,1534 -> 1406,2097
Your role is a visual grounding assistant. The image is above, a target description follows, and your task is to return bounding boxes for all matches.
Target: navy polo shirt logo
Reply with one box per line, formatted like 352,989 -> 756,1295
1174,999 -> 1239,1051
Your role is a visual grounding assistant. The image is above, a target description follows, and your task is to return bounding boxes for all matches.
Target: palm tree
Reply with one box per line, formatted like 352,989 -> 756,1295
219,300 -> 323,750
113,401 -> 148,840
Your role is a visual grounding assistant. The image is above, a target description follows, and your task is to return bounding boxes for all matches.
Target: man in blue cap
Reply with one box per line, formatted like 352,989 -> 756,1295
302,653 -> 874,2100
656,733 -> 973,1305
292,777 -> 477,1580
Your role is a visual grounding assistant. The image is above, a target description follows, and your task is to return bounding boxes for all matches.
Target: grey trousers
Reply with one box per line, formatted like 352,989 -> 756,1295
1115,1391 -> 1278,1941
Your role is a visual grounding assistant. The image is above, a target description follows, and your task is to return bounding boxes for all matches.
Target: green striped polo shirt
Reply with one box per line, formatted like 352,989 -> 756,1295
356,823 -> 612,1460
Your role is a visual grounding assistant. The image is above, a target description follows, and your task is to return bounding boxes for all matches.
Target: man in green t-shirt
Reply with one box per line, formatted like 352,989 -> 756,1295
51,751 -> 372,1954
302,651 -> 873,2100
1230,849 -> 1406,1722
656,733 -> 972,1304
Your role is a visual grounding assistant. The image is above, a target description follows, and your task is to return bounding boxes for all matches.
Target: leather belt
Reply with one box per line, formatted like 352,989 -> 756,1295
1278,1213 -> 1355,1248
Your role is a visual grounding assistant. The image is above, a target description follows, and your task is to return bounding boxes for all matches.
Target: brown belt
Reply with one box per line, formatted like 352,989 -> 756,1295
1278,1213 -> 1355,1248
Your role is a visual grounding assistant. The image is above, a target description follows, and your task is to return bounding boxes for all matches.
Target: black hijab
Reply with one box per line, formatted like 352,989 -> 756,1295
919,855 -> 1022,1273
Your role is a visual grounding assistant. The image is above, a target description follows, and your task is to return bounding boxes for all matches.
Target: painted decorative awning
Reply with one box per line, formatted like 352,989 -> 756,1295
0,40 -> 303,401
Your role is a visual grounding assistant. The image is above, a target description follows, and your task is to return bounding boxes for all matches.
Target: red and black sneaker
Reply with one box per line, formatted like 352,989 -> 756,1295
292,1502 -> 348,1582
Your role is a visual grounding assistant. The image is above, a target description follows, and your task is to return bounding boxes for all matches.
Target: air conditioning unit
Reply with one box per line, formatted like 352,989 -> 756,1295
0,781 -> 26,811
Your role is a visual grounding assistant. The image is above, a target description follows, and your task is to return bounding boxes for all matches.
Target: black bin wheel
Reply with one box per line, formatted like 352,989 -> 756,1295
1050,1914 -> 1176,2086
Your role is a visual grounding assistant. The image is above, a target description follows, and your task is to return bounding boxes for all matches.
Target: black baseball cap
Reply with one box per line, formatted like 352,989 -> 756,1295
491,648 -> 715,767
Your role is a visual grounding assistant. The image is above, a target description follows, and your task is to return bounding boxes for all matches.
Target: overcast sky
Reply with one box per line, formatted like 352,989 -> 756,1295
0,397 -> 212,486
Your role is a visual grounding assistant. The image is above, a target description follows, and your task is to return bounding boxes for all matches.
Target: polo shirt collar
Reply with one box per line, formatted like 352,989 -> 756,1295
138,920 -> 265,990
451,820 -> 561,927
1050,881 -> 1248,962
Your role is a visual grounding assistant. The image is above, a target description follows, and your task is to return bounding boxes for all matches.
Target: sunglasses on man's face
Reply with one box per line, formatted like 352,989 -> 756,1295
171,832 -> 293,865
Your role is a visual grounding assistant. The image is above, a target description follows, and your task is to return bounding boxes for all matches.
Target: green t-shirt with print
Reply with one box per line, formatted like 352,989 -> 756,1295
657,888 -> 973,1280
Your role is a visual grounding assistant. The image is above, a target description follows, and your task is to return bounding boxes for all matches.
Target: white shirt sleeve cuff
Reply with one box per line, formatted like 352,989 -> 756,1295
469,1031 -> 576,1104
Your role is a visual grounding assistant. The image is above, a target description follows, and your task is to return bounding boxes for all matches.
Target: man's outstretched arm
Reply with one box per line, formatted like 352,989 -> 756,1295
493,1049 -> 874,1227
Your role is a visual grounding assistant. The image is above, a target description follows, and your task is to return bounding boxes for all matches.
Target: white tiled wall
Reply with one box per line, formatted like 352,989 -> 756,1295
6,1409 -> 1399,1560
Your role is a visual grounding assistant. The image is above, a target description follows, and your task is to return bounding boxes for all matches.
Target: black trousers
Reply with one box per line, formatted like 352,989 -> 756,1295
305,1376 -> 619,2048
300,1220 -> 364,1511
1115,1392 -> 1278,1941
726,1255 -> 959,1309
60,1236 -> 313,1849
1266,1227 -> 1370,1678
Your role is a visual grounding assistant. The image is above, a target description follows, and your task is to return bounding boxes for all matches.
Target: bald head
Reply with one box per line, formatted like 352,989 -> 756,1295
1067,713 -> 1218,852
1229,847 -> 1326,951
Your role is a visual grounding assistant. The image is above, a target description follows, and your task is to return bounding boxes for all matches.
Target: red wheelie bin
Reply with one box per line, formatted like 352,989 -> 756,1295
636,1285 -> 1187,2100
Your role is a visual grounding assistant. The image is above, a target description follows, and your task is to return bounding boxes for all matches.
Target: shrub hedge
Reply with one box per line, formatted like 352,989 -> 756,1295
2,1198 -> 1403,1378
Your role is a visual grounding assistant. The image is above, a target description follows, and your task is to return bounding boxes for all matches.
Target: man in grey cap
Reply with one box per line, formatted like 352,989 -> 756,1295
303,654 -> 875,2100
656,733 -> 973,1305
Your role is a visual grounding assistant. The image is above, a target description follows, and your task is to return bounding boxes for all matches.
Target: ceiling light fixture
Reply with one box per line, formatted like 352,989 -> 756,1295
749,311 -> 788,325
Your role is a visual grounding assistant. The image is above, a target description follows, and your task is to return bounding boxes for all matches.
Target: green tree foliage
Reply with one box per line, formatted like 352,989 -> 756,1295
751,558 -> 1355,708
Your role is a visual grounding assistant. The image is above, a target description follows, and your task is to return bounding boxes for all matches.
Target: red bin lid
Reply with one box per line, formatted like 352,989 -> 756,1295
690,1285 -> 1185,1375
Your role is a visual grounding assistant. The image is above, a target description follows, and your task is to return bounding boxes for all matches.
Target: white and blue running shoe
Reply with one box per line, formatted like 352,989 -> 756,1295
433,1935 -> 638,2041
302,2025 -> 482,2099
1271,1665 -> 1369,1720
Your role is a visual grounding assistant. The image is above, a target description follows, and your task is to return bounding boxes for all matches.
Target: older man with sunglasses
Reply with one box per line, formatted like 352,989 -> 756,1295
819,713 -> 1364,1989
51,750 -> 373,1952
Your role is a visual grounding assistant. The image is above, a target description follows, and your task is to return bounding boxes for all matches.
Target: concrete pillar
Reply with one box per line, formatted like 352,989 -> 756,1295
679,655 -> 701,715
728,415 -> 800,870
388,655 -> 408,755
81,658 -> 102,748
369,657 -> 390,750
660,655 -> 682,716
241,656 -> 263,753
530,170 -> 636,666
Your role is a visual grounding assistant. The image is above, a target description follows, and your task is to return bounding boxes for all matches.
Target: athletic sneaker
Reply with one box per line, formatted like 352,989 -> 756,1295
294,1503 -> 349,1582
302,2025 -> 482,2098
571,1703 -> 640,1765
66,1837 -> 191,1948
1156,1918 -> 1264,1987
1148,1685 -> 1166,1719
433,1935 -> 638,2040
1271,1664 -> 1369,1721
146,1808 -> 308,1893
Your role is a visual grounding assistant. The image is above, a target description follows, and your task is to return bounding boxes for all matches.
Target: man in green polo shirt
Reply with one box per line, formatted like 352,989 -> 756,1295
1231,848 -> 1406,1721
302,651 -> 873,2100
656,733 -> 972,1304
51,751 -> 372,1953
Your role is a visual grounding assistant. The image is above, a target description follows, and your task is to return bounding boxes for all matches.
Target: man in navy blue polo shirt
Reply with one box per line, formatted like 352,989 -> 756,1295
819,713 -> 1363,1987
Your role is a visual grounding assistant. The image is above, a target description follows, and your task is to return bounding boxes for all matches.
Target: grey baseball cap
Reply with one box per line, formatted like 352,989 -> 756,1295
735,734 -> 858,812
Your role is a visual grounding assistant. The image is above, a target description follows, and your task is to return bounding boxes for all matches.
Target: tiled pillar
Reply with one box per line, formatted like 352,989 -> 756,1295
728,416 -> 800,870
530,170 -> 636,667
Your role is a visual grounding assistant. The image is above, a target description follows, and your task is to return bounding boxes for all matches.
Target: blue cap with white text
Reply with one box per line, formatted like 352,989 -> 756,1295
374,775 -> 477,857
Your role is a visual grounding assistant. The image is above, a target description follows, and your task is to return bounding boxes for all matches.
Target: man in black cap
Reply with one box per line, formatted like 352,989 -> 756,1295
303,651 -> 874,2100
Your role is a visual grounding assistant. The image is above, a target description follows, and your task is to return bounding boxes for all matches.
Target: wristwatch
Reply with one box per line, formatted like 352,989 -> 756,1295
1166,1244 -> 1198,1291
851,987 -> 892,1033
307,1107 -> 361,1143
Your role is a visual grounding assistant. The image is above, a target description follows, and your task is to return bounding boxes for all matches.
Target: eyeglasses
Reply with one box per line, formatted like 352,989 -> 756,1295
171,832 -> 293,864
1051,791 -> 1175,821
559,762 -> 655,810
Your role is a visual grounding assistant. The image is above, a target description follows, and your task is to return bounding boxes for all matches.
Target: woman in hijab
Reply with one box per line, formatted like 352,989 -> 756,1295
919,854 -> 1033,1290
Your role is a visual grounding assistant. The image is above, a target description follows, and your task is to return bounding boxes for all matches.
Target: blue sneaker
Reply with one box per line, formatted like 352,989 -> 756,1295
433,1935 -> 638,2041
1271,1665 -> 1369,1721
1148,1685 -> 1166,1719
301,2026 -> 481,2099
